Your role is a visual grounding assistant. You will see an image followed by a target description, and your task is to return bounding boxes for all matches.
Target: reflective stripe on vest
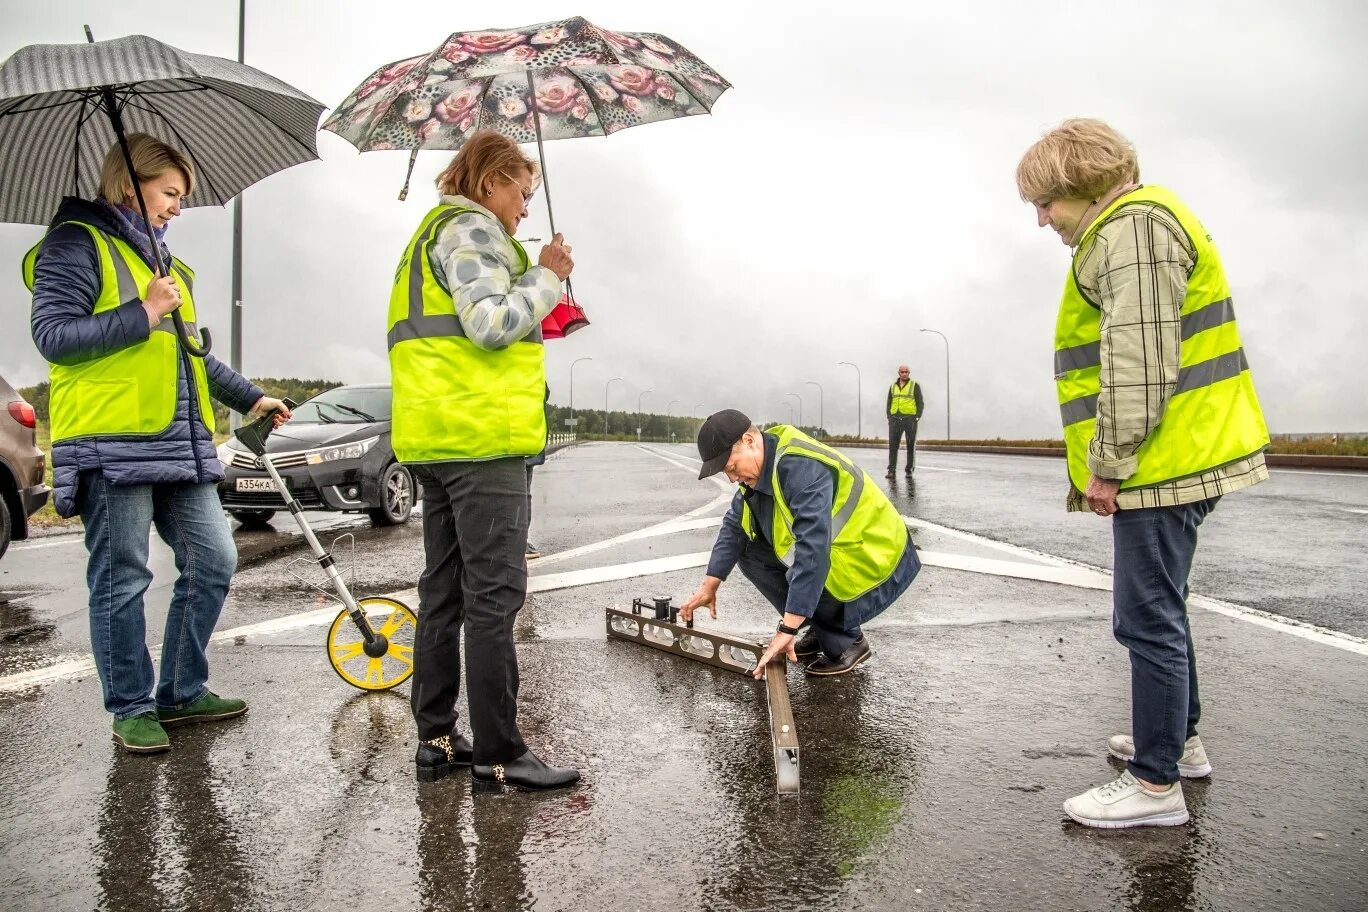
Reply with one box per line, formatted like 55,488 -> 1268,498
1052,186 -> 1269,492
387,204 -> 547,462
739,426 -> 908,602
889,380 -> 919,415
23,221 -> 213,444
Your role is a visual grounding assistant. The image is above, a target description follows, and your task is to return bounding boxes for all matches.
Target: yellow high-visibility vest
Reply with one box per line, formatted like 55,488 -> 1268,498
1053,185 -> 1268,492
740,426 -> 908,601
889,380 -> 919,416
24,222 -> 213,443
387,204 -> 546,462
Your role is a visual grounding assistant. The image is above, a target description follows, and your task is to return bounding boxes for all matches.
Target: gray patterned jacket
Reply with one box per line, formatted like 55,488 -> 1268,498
430,194 -> 562,350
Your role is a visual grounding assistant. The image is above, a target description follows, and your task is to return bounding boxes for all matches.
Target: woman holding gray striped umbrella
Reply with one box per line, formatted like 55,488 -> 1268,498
2,32 -> 322,754
25,133 -> 292,754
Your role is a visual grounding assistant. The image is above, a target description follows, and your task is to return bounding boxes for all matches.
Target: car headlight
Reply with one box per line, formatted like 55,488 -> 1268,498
306,436 -> 380,464
216,441 -> 238,463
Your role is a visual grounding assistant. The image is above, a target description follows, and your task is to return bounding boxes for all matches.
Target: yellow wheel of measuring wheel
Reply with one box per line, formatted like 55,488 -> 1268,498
326,596 -> 418,691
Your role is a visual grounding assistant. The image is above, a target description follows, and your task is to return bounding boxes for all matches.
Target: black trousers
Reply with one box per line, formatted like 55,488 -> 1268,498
737,538 -> 861,658
888,415 -> 919,472
409,458 -> 529,764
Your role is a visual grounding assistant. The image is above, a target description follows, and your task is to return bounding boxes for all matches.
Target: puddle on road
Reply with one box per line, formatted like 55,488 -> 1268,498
0,594 -> 57,647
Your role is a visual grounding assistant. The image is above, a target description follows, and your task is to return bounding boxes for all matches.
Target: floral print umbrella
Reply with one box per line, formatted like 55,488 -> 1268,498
322,17 -> 729,341
320,16 -> 730,202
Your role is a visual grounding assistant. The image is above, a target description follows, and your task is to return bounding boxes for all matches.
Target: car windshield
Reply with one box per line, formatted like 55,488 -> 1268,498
291,387 -> 391,424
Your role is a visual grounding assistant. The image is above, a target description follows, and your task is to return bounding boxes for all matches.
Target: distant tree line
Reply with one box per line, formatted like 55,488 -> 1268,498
18,377 -> 343,435
544,402 -> 827,441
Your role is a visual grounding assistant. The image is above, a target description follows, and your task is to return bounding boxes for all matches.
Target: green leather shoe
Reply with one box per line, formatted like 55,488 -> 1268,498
112,712 -> 171,754
158,692 -> 248,728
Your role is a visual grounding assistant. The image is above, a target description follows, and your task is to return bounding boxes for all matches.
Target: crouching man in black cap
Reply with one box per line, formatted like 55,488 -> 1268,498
681,410 -> 921,677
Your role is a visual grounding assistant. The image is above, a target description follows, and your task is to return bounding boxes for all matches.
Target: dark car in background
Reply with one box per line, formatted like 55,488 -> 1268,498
217,384 -> 414,528
0,376 -> 50,560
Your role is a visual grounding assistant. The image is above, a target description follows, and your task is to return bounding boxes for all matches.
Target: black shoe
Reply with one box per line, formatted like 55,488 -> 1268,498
805,636 -> 872,676
904,467 -> 914,476
415,732 -> 474,782
526,541 -> 542,560
793,628 -> 821,659
472,750 -> 581,792
885,468 -> 896,479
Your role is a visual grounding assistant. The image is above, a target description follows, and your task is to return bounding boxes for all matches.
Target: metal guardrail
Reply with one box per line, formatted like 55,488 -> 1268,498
830,440 -> 1368,471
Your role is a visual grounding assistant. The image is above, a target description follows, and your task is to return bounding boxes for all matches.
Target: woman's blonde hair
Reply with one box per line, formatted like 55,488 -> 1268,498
1016,118 -> 1139,202
97,133 -> 195,203
436,130 -> 539,200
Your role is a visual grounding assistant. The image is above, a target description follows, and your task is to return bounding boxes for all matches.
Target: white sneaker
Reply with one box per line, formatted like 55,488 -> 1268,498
1108,734 -> 1212,778
1063,771 -> 1189,829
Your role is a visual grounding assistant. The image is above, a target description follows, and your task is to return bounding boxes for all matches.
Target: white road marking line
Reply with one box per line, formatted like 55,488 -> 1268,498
10,537 -> 85,551
1270,469 -> 1368,479
0,657 -> 99,692
1187,594 -> 1368,656
533,515 -> 722,568
1345,508 -> 1368,515
897,465 -> 971,474
905,514 -> 1368,656
903,515 -> 1077,568
916,550 -> 1111,589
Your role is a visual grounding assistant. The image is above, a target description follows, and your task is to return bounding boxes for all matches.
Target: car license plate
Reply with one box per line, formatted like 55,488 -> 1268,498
236,477 -> 280,492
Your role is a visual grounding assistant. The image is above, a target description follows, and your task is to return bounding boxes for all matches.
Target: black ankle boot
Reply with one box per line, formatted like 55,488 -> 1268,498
472,750 -> 581,792
415,732 -> 473,782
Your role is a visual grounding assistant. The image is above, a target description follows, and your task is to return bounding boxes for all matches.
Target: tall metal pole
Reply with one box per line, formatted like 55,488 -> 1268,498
569,356 -> 592,424
637,389 -> 652,440
920,328 -> 950,440
804,381 -> 824,435
605,377 -> 622,436
779,402 -> 793,424
786,392 -> 802,427
228,0 -> 246,430
838,361 -> 862,439
667,399 -> 680,442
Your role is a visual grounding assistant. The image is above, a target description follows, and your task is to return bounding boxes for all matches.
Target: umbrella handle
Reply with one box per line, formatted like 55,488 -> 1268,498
171,307 -> 212,357
89,56 -> 214,360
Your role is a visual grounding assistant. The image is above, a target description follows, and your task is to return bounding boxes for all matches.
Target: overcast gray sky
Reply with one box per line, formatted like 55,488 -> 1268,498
2,0 -> 1365,437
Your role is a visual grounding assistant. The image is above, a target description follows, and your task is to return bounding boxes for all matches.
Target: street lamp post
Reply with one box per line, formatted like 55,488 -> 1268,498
637,389 -> 653,440
569,356 -> 592,431
227,0 -> 248,431
838,361 -> 862,439
667,399 -> 680,443
920,328 -> 950,440
605,377 -> 623,436
785,392 -> 803,427
804,380 -> 824,435
779,401 -> 794,424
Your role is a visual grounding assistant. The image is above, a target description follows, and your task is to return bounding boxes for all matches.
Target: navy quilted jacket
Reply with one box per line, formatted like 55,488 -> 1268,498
29,196 -> 263,517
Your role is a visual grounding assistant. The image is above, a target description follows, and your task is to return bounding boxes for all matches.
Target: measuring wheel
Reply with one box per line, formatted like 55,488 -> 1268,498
326,596 -> 418,691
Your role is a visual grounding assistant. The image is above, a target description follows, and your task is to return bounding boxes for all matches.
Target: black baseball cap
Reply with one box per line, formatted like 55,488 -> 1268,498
696,409 -> 751,479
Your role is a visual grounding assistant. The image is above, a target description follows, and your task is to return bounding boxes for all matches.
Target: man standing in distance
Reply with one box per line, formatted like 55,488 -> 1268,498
886,365 -> 924,479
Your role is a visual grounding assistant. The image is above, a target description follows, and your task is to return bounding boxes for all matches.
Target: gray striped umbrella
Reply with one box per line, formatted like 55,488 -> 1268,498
0,32 -> 325,354
0,32 -> 324,226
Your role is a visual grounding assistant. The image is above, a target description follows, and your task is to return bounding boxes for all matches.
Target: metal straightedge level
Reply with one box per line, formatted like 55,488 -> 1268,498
606,597 -> 800,794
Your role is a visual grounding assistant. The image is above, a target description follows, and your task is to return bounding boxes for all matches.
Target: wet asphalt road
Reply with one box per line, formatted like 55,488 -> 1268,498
0,442 -> 1365,911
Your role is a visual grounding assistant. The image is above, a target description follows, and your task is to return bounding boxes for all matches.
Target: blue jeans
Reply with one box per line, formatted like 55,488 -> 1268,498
1111,497 -> 1219,785
737,538 -> 861,658
78,472 -> 237,720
